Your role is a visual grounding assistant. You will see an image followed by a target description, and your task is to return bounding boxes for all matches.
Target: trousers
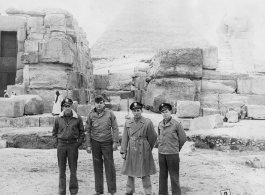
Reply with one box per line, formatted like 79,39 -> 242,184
57,141 -> 79,195
91,139 -> 116,193
158,153 -> 181,195
126,175 -> 152,195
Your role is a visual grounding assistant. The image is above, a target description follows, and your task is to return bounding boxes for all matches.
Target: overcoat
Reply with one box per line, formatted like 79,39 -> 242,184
120,116 -> 157,177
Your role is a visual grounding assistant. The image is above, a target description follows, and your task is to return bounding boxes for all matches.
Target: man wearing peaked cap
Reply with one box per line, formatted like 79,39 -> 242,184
159,103 -> 172,112
120,101 -> 157,195
157,102 -> 187,195
52,97 -> 85,195
129,102 -> 143,110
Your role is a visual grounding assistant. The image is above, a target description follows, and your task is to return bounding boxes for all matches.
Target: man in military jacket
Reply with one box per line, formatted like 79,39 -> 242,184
120,102 -> 157,195
157,103 -> 187,195
85,95 -> 119,195
52,98 -> 85,195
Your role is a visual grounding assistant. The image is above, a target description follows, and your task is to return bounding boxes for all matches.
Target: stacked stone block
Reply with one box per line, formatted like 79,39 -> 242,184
4,7 -> 94,112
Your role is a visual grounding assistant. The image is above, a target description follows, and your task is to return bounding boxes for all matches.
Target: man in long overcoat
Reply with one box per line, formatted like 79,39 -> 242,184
120,102 -> 157,195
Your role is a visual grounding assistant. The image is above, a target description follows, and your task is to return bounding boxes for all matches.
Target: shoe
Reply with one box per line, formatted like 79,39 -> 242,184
94,192 -> 103,195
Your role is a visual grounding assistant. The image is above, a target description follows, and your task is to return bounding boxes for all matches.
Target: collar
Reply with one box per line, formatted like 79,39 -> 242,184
59,109 -> 78,118
128,116 -> 145,124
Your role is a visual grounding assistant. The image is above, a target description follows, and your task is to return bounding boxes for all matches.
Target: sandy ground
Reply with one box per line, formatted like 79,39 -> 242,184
0,145 -> 265,195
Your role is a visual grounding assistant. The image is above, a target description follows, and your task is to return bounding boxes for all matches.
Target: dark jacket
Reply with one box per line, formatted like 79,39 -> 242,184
120,117 -> 157,177
158,117 -> 187,154
52,110 -> 85,146
85,108 -> 119,147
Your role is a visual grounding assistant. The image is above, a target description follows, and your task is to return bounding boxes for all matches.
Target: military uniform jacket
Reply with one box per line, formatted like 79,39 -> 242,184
158,117 -> 187,154
120,117 -> 157,177
52,110 -> 85,146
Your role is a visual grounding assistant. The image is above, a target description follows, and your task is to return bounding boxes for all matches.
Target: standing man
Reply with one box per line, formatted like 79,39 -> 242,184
120,102 -> 157,195
52,98 -> 85,195
85,95 -> 119,195
157,103 -> 187,195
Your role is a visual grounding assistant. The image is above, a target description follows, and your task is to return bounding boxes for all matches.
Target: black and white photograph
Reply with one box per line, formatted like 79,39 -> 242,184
0,0 -> 265,194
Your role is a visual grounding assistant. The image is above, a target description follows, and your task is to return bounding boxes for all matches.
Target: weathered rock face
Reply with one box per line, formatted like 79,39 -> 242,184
202,46 -> 218,70
226,111 -> 239,123
4,7 -> 94,109
177,101 -> 200,118
0,98 -> 25,118
107,73 -> 132,91
15,95 -> 44,115
144,78 -> 196,112
200,93 -> 219,109
202,108 -> 221,116
201,79 -> 237,94
147,48 -> 203,79
246,105 -> 265,119
237,76 -> 265,95
189,114 -> 223,130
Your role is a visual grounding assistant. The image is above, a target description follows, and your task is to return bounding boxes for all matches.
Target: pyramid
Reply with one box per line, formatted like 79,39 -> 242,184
91,0 -> 210,59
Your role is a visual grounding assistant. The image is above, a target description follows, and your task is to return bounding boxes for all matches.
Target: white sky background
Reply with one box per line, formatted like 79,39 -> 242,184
0,0 -> 265,47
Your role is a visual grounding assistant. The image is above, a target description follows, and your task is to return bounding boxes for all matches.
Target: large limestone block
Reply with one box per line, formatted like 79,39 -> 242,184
202,46 -> 218,70
226,111 -> 239,123
110,96 -> 121,111
219,94 -> 248,111
192,79 -> 202,101
247,95 -> 265,105
17,29 -> 26,41
237,76 -> 265,95
189,114 -> 223,130
39,116 -> 56,127
7,85 -> 26,96
44,14 -> 66,27
246,105 -> 265,119
202,69 -> 246,80
200,93 -> 219,109
148,48 -> 203,79
77,104 -> 94,116
28,17 -> 43,28
177,101 -> 200,118
0,98 -> 24,118
202,108 -> 221,116
145,78 -> 196,112
40,39 -> 75,65
107,73 -> 132,91
29,63 -> 69,89
28,8 -> 46,17
202,79 -> 236,94
174,117 -> 193,130
21,52 -> 38,64
15,95 -> 44,115
0,16 -> 25,31
0,116 -> 40,128
0,140 -> 7,149
27,33 -> 44,40
45,8 -> 72,17
24,40 -> 39,52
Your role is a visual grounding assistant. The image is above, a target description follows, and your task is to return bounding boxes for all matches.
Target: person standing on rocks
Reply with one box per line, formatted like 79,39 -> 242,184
52,91 -> 64,115
85,95 -> 119,195
52,98 -> 85,195
157,103 -> 187,195
120,102 -> 157,195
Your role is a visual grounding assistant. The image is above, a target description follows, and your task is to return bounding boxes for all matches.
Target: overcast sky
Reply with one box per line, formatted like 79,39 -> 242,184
0,0 -> 265,47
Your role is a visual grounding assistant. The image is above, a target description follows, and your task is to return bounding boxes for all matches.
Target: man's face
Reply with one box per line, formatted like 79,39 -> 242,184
63,104 -> 72,115
95,100 -> 105,111
161,109 -> 171,120
132,108 -> 143,119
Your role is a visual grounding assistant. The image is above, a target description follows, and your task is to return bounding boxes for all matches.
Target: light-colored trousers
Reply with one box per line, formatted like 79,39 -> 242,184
126,175 -> 152,195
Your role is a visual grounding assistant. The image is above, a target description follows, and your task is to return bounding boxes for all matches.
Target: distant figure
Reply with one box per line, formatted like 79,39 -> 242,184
10,91 -> 16,99
4,90 -> 9,98
52,91 -> 63,115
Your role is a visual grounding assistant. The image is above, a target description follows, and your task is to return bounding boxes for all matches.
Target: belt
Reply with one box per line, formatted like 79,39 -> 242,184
58,139 -> 78,144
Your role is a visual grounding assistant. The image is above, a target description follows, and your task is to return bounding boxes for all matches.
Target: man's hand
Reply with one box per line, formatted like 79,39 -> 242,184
86,146 -> 91,154
113,142 -> 118,151
121,153 -> 126,160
